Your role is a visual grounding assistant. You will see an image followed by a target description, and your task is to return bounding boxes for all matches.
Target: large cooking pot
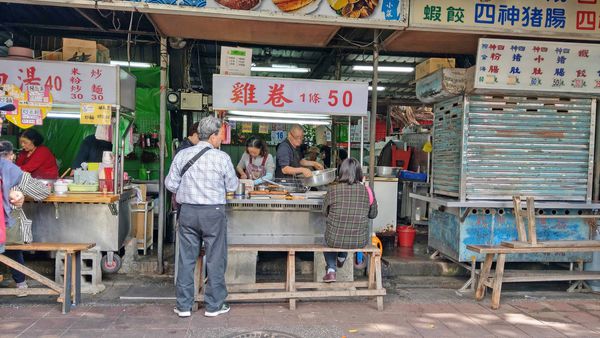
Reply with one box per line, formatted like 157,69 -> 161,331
301,168 -> 337,187
376,166 -> 401,177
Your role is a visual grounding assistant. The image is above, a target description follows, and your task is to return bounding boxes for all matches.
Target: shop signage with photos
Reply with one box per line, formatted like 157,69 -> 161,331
213,75 -> 369,116
0,84 -> 52,128
123,0 -> 406,27
473,38 -> 600,95
0,59 -> 118,105
220,46 -> 252,76
410,0 -> 600,40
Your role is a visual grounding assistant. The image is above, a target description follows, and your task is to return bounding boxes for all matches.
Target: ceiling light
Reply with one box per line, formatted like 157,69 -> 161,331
228,111 -> 330,119
47,112 -> 81,119
353,65 -> 414,73
227,116 -> 330,126
110,61 -> 154,68
251,65 -> 311,73
368,86 -> 385,91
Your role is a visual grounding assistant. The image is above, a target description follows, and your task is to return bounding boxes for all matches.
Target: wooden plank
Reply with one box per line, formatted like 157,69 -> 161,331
197,289 -> 386,302
526,197 -> 537,245
229,244 -> 380,253
287,251 -> 296,310
6,243 -> 95,252
0,288 -> 59,296
374,255 -> 384,311
228,281 -> 369,292
513,196 -> 527,242
502,240 -> 600,248
467,244 -> 600,254
476,253 -> 494,301
0,255 -> 62,292
490,253 -> 506,310
482,270 -> 600,283
28,193 -> 120,204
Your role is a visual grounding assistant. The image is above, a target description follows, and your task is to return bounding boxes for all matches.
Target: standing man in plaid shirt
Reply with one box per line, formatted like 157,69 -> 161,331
166,116 -> 239,318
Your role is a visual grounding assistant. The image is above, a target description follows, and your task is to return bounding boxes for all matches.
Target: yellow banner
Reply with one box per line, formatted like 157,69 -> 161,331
410,1 -> 600,39
80,103 -> 111,125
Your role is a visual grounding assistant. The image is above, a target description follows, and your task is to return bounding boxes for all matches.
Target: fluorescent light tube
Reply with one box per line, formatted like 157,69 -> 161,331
227,116 -> 330,126
353,65 -> 413,73
228,111 -> 330,119
110,61 -> 154,68
251,66 -> 311,73
47,112 -> 81,119
368,86 -> 385,91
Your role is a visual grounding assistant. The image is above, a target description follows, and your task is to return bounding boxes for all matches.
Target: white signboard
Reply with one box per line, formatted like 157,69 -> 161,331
213,75 -> 369,116
474,38 -> 600,95
220,46 -> 252,76
0,59 -> 118,104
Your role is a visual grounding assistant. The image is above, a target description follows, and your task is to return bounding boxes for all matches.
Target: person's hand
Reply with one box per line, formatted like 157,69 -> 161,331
301,168 -> 313,178
240,173 -> 248,179
9,191 -> 24,208
313,162 -> 324,171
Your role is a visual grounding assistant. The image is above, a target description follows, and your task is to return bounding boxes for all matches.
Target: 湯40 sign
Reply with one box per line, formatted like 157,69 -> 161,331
213,75 -> 369,117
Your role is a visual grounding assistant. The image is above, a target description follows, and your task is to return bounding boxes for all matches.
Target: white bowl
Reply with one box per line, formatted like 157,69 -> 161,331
54,183 -> 68,195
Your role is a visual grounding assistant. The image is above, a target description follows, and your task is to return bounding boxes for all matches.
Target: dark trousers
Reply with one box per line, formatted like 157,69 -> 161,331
324,252 -> 348,271
5,250 -> 25,283
176,204 -> 228,312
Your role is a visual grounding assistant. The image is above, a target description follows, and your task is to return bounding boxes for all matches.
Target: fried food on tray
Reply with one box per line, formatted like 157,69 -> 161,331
328,0 -> 377,17
272,0 -> 315,12
216,0 -> 260,10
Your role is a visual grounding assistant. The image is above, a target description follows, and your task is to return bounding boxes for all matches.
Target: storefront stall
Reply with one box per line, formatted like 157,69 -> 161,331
412,38 -> 600,263
0,59 -> 137,272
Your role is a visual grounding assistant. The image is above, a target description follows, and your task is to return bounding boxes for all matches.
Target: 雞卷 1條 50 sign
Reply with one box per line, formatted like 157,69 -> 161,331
213,75 -> 368,116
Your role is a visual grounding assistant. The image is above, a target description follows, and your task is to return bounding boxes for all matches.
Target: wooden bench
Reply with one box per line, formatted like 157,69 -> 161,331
193,244 -> 386,311
468,243 -> 600,310
1,242 -> 95,313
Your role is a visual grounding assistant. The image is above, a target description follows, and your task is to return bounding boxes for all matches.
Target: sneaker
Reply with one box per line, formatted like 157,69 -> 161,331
16,281 -> 28,298
173,307 -> 191,318
336,257 -> 346,269
204,303 -> 230,317
322,271 -> 336,283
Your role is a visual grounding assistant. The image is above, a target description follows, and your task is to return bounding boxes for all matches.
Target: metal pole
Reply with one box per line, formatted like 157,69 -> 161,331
347,116 -> 351,158
360,117 -> 364,168
158,37 -> 168,274
331,54 -> 342,168
113,107 -> 120,194
594,101 -> 600,201
368,30 -> 379,190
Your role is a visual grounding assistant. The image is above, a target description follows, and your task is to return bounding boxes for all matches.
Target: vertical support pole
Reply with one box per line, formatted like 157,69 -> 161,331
331,54 -> 342,168
368,29 -> 379,192
592,99 -> 599,201
113,107 -> 120,194
287,251 -> 296,310
347,116 -> 351,158
74,251 -> 82,305
512,196 -> 527,242
360,117 -> 364,168
63,252 -> 72,314
526,197 -> 537,245
158,36 -> 168,274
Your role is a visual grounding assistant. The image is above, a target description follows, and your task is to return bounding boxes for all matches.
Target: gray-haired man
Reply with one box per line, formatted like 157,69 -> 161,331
166,116 -> 239,318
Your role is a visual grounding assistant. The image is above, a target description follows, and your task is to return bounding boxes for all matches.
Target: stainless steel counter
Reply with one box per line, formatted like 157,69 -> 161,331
226,197 -> 325,245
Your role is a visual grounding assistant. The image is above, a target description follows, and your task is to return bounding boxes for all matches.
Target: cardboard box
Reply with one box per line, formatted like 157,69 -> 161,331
415,58 -> 456,80
131,202 -> 153,246
96,43 -> 110,64
62,38 -> 96,63
42,51 -> 62,61
416,68 -> 466,103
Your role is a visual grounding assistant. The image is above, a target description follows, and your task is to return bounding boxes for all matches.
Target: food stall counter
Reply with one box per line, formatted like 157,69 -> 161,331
30,193 -> 121,204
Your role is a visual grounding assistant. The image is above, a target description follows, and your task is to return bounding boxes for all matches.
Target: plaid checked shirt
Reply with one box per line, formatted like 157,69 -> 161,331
165,141 -> 239,205
323,183 -> 378,249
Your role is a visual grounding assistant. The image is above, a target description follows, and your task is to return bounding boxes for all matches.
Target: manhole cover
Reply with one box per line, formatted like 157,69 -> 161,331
224,331 -> 301,338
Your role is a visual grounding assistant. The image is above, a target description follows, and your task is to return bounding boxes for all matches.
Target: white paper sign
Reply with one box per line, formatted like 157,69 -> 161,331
213,75 -> 369,116
474,38 -> 600,95
220,46 -> 252,76
271,130 -> 286,144
0,59 -> 118,104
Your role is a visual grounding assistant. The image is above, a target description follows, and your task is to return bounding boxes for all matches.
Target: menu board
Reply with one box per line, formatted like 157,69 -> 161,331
124,0 -> 406,27
474,38 -> 600,95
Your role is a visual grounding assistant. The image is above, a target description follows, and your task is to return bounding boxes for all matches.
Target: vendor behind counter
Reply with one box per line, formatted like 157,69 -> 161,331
71,126 -> 113,170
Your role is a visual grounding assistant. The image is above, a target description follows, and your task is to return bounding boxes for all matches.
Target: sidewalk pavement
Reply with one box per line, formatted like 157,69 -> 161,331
1,282 -> 600,338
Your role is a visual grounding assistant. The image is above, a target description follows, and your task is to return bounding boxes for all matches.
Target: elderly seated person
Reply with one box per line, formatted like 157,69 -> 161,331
322,158 -> 378,282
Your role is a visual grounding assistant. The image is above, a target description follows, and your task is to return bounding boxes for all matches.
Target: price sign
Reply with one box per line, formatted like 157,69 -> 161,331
213,75 -> 368,117
80,103 -> 112,125
20,107 -> 43,125
271,130 -> 285,144
0,84 -> 22,116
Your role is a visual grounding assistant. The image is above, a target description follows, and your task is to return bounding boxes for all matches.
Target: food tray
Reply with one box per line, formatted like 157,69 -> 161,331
68,184 -> 99,192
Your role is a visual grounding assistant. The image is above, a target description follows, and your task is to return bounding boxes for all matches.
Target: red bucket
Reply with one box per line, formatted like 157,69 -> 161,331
397,226 -> 416,247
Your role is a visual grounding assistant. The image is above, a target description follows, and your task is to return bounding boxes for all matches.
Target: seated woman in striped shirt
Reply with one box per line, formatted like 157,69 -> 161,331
322,158 -> 378,282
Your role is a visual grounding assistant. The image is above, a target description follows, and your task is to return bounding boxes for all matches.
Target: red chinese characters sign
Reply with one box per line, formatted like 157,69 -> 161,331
0,59 -> 117,104
213,75 -> 368,116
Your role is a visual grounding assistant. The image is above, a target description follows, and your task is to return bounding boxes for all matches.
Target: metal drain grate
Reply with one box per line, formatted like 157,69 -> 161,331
224,331 -> 301,338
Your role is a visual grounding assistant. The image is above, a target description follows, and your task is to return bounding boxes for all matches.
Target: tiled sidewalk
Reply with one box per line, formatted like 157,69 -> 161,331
1,297 -> 600,337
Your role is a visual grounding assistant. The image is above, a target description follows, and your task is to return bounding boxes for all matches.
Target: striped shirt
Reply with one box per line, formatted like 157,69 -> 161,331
165,141 -> 238,205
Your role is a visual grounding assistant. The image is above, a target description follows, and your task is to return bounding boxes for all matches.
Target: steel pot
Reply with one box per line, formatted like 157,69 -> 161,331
301,168 -> 337,187
376,166 -> 400,177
